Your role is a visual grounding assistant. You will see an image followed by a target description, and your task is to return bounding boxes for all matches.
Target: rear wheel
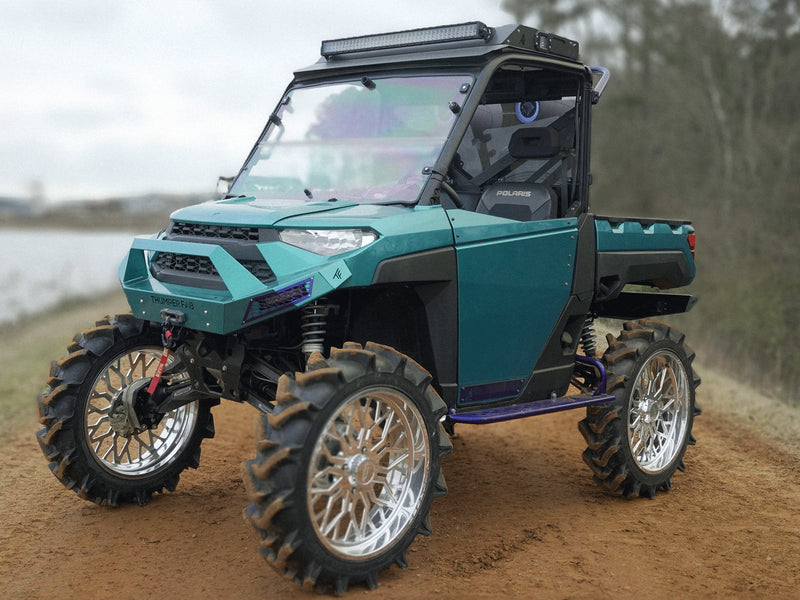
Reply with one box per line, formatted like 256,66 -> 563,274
579,320 -> 701,497
37,314 -> 216,506
242,342 -> 451,593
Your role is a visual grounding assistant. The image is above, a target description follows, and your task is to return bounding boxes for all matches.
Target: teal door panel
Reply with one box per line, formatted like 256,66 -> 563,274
449,210 -> 579,393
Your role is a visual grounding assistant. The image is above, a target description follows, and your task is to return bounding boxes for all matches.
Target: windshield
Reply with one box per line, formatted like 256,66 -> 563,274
228,75 -> 470,205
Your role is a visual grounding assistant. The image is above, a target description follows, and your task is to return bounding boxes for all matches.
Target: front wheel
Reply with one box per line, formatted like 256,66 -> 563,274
579,320 -> 701,497
242,342 -> 451,594
36,314 -> 217,506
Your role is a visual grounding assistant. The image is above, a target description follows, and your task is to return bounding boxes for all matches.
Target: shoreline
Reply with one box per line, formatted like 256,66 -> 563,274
1,215 -> 167,233
0,288 -> 128,336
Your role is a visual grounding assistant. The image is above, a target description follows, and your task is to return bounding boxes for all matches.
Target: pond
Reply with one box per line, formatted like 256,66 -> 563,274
0,228 -> 136,326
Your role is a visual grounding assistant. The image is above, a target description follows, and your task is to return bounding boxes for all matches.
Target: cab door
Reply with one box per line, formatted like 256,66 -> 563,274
439,59 -> 592,406
449,210 -> 579,406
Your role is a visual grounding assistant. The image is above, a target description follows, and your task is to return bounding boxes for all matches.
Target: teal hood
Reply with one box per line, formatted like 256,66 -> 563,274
169,197 -> 414,228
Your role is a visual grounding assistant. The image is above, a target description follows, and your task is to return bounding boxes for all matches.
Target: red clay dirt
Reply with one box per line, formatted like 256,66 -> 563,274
2,391 -> 799,599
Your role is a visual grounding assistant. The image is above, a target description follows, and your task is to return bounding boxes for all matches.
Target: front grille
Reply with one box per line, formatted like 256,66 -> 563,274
152,221 -> 277,290
152,253 -> 276,288
154,252 -> 217,276
169,221 -> 260,241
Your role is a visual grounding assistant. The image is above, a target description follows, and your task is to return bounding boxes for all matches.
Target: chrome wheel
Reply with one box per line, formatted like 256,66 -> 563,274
84,346 -> 200,478
307,386 -> 431,560
627,349 -> 691,474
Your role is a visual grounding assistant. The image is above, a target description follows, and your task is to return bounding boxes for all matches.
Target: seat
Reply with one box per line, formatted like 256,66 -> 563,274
473,126 -> 560,221
475,182 -> 557,221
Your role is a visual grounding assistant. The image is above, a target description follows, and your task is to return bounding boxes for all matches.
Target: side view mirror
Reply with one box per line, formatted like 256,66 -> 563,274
216,176 -> 234,196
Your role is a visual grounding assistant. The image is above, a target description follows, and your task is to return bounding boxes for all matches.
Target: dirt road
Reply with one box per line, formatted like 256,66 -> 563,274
2,375 -> 799,599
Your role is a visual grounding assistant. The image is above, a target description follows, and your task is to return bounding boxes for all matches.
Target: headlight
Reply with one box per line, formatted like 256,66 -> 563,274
278,229 -> 378,256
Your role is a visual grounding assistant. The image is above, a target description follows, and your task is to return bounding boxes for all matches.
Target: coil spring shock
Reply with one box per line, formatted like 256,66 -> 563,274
580,316 -> 597,357
301,301 -> 330,355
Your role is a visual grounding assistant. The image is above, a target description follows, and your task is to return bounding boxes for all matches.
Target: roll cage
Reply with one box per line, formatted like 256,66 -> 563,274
232,23 -> 599,221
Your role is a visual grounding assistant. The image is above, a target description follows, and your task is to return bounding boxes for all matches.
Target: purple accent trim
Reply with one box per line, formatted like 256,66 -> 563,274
449,393 -> 615,425
243,277 -> 314,323
459,379 -> 525,404
575,354 -> 608,395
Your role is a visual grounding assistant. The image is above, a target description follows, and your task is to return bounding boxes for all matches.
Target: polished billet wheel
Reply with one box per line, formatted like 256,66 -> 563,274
627,349 -> 691,474
307,386 -> 430,560
86,347 -> 200,477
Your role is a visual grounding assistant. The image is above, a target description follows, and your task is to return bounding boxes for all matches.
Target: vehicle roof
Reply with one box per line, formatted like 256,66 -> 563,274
294,23 -> 586,82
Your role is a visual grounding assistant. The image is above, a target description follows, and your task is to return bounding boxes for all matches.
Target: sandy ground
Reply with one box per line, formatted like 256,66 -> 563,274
2,371 -> 799,599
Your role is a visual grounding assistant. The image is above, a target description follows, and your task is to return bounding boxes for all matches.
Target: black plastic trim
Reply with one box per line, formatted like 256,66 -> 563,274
596,250 -> 693,301
371,247 -> 457,284
592,291 -> 697,319
370,248 -> 459,407
572,213 -> 596,300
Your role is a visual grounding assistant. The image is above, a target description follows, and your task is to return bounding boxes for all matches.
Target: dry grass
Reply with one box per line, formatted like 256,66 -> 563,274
0,290 -> 130,438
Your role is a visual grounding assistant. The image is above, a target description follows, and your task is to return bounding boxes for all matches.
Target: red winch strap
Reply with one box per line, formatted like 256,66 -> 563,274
147,330 -> 173,395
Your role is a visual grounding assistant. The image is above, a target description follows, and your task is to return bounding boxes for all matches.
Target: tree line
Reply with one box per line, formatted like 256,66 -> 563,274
503,0 -> 800,403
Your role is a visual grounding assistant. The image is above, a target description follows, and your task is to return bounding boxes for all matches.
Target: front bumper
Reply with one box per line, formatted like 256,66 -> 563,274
120,236 -> 351,334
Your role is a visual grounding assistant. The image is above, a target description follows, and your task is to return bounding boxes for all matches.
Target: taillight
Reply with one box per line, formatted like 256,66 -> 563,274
687,233 -> 696,259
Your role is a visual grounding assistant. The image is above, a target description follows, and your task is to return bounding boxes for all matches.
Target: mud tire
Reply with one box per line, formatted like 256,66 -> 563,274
579,320 -> 701,498
242,342 -> 452,593
36,314 -> 217,506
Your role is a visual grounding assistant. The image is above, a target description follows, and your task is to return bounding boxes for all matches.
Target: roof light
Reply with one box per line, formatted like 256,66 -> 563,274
321,22 -> 493,58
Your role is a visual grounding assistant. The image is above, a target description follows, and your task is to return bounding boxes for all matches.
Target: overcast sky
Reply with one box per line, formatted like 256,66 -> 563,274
1,1 -> 512,203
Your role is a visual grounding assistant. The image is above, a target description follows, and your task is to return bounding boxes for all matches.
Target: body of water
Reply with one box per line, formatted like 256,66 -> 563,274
0,229 -> 136,326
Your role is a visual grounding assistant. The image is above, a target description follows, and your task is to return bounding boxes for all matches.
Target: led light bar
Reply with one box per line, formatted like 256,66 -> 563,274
321,22 -> 493,58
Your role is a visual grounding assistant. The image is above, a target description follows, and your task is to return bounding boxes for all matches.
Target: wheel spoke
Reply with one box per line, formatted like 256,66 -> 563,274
114,436 -> 129,465
90,427 -> 114,452
101,369 -> 120,395
134,431 -> 159,458
317,492 -> 347,537
631,432 -> 645,457
108,361 -> 127,389
100,440 -> 116,462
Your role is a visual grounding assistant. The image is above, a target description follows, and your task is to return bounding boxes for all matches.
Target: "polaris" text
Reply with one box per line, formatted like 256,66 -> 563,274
496,190 -> 532,197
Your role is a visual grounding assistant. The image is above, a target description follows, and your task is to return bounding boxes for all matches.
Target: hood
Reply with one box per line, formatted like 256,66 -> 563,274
170,197 -> 413,228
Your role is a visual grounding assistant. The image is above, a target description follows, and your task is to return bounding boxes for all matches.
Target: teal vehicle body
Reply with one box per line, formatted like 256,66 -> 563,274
116,22 -> 697,412
451,213 -> 578,395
